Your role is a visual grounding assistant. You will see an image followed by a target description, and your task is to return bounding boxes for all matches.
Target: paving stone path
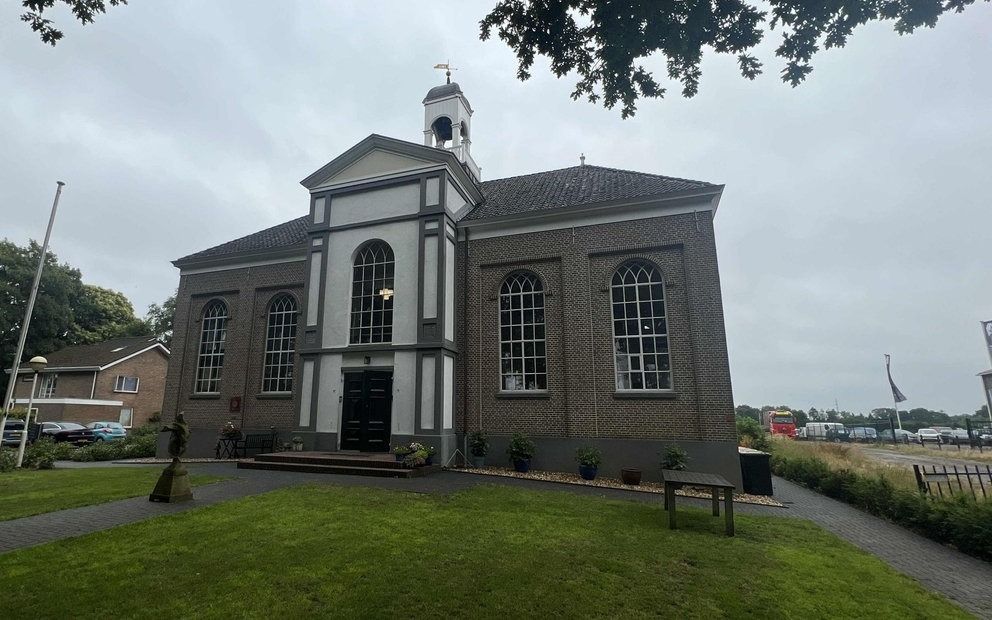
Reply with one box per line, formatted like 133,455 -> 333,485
1,464 -> 989,617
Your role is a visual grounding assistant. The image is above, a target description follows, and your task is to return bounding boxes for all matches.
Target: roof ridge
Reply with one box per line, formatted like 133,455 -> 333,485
480,163 -> 714,187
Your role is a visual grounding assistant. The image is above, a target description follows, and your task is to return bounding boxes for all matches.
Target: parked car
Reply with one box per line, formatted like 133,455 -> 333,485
1,420 -> 25,447
795,427 -> 807,439
878,428 -> 918,443
916,428 -> 942,445
848,427 -> 878,442
39,422 -> 95,446
804,422 -> 850,443
86,421 -> 127,441
938,428 -> 970,444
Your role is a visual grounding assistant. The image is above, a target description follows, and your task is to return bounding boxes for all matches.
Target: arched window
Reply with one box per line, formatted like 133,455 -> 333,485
350,241 -> 394,344
611,261 -> 671,391
262,294 -> 298,393
499,272 -> 546,391
195,300 -> 228,394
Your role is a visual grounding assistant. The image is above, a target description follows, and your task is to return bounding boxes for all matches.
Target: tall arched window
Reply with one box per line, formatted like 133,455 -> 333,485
350,241 -> 394,344
195,300 -> 228,394
499,272 -> 546,391
611,261 -> 671,391
262,294 -> 298,393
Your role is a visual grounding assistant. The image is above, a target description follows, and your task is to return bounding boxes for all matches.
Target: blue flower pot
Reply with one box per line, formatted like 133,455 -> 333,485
578,465 -> 598,480
425,456 -> 433,466
395,453 -> 406,462
513,458 -> 530,473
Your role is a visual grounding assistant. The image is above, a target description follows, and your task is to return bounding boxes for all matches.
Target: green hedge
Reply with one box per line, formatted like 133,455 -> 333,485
70,432 -> 156,462
770,449 -> 992,561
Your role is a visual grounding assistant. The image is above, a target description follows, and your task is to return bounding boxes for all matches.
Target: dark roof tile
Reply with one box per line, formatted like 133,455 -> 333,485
174,216 -> 309,264
17,336 -> 166,371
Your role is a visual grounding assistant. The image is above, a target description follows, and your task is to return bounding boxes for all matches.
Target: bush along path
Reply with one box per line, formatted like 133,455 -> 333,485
770,442 -> 992,562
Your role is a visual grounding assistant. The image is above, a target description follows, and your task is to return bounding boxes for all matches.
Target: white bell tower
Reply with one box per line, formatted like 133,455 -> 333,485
423,66 -> 480,181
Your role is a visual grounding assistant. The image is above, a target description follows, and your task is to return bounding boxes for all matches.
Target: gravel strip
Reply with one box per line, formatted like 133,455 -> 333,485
451,467 -> 783,507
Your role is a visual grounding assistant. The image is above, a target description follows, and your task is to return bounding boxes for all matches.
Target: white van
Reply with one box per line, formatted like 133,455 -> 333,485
803,422 -> 850,443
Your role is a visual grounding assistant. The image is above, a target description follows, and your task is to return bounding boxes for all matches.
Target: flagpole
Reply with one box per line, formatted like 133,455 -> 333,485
893,390 -> 903,431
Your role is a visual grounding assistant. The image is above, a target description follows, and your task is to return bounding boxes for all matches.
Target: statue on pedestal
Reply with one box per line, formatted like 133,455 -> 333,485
149,412 -> 194,503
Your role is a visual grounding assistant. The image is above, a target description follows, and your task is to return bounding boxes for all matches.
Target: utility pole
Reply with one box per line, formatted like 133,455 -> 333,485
0,182 -> 65,441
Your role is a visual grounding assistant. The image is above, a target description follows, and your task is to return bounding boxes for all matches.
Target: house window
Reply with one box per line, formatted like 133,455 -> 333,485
119,408 -> 133,428
499,272 -> 547,391
114,375 -> 140,393
349,241 -> 394,344
37,373 -> 57,398
262,294 -> 298,393
611,260 -> 672,391
195,300 -> 228,394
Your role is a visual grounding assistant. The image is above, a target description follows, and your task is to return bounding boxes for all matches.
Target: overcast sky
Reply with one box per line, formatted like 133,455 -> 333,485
1,1 -> 990,414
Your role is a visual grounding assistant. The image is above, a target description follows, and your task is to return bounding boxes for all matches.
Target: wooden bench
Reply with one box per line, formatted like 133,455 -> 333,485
661,469 -> 736,536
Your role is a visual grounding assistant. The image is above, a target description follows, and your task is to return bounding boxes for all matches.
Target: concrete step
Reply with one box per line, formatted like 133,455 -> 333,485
237,460 -> 442,478
253,453 -> 407,469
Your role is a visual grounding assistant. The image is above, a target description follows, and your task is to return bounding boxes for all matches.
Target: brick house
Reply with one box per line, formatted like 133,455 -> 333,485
8,336 -> 169,428
162,81 -> 740,484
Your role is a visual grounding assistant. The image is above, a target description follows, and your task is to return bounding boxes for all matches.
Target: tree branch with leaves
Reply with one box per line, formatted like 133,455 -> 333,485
20,0 -> 127,45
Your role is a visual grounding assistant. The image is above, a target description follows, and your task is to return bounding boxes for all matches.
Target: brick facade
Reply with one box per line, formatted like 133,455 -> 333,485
161,260 -> 305,449
457,211 -> 736,445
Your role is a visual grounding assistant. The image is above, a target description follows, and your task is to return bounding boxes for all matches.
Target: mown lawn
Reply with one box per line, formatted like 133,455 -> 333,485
0,467 -> 224,521
0,484 -> 966,619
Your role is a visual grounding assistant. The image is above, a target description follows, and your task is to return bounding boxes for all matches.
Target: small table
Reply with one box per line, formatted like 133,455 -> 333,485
661,469 -> 736,536
215,437 -> 240,459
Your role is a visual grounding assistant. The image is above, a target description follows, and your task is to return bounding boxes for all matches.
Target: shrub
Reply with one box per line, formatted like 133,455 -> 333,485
661,445 -> 688,471
736,416 -> 770,451
393,444 -> 413,456
24,437 -> 61,469
403,449 -> 429,468
770,444 -> 992,561
468,431 -> 489,457
70,429 -> 156,462
506,433 -> 535,462
0,448 -> 16,473
575,446 -> 602,468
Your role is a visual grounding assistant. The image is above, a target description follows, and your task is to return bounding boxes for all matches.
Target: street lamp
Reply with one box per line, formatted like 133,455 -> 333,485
15,356 -> 48,468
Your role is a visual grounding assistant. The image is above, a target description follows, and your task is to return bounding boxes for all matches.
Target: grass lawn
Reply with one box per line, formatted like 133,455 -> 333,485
0,467 -> 225,521
0,484 -> 966,619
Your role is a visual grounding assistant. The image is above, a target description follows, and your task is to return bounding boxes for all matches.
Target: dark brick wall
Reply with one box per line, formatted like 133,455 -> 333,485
457,210 -> 736,445
161,261 -> 305,441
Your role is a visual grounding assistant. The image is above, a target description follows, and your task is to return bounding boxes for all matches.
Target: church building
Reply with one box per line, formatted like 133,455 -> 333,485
161,80 -> 740,485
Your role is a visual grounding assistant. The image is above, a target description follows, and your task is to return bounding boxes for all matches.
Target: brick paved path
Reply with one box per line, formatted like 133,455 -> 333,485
1,465 -> 989,617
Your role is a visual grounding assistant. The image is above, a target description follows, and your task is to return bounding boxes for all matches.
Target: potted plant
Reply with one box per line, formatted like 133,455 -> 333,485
423,444 -> 437,465
403,448 -> 429,468
291,436 -> 304,452
219,420 -> 241,440
468,431 -> 489,468
393,444 -> 413,462
575,446 -> 602,480
506,432 -> 535,473
661,445 -> 689,471
620,467 -> 642,485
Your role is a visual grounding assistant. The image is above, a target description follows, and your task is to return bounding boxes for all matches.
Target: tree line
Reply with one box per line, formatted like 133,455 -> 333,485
736,403 -> 990,432
0,239 -> 174,385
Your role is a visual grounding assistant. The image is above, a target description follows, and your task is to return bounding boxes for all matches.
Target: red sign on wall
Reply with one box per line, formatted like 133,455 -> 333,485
229,396 -> 241,413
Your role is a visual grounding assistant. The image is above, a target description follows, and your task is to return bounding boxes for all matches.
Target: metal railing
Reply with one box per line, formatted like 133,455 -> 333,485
914,464 -> 992,499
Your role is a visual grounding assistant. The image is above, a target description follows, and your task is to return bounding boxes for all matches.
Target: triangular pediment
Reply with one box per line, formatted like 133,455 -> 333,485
302,134 -> 457,190
323,148 -> 432,186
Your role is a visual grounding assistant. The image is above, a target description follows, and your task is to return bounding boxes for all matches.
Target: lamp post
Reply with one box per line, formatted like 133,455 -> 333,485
16,356 -> 48,468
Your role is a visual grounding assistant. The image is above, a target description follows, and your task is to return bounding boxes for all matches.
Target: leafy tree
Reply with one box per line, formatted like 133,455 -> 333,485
20,0 -> 128,45
735,404 -> 760,422
481,0 -> 989,117
145,292 -> 176,345
72,284 -> 147,344
977,404 -> 989,418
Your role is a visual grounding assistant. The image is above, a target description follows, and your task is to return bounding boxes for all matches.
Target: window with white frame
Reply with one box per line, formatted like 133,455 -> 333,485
611,261 -> 672,391
119,408 -> 133,428
499,272 -> 547,391
114,375 -> 139,393
37,373 -> 57,398
349,241 -> 394,344
262,294 -> 298,393
194,300 -> 228,393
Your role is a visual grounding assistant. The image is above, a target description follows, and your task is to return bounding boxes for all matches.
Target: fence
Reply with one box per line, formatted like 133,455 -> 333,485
914,464 -> 992,499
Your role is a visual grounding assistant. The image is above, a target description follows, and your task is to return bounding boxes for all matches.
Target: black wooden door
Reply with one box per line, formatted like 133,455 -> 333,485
341,370 -> 393,452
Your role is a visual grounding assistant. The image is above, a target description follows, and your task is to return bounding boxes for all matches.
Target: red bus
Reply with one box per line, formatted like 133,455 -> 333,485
762,410 -> 797,438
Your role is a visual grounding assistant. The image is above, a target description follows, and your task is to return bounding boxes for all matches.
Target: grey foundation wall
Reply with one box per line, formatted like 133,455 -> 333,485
464,436 -> 743,489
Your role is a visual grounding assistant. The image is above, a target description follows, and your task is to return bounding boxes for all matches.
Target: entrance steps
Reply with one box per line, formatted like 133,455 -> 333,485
237,451 -> 441,478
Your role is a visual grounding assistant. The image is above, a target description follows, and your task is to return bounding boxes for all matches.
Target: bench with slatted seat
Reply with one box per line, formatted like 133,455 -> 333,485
661,469 -> 736,536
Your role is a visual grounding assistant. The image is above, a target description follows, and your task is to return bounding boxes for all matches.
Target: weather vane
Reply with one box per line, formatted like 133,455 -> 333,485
434,62 -> 457,84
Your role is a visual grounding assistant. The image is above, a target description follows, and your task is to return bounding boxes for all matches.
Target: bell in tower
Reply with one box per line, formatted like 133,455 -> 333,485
423,64 -> 480,181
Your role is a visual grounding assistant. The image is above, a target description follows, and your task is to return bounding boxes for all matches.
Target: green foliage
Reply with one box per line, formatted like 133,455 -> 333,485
506,432 -> 536,462
145,293 -> 176,345
392,444 -> 412,456
403,449 -> 429,468
72,285 -> 148,344
69,429 -> 156,462
770,445 -> 992,562
574,446 -> 602,468
481,1 -> 989,117
661,445 -> 688,471
20,1 -> 129,45
736,416 -> 770,451
24,437 -> 61,469
0,448 -> 16,473
468,431 -> 489,457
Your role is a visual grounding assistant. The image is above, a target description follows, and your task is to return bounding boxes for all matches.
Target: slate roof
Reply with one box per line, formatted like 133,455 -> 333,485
15,337 -> 167,371
423,82 -> 463,103
174,165 -> 716,264
466,164 -> 717,221
174,215 -> 309,265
